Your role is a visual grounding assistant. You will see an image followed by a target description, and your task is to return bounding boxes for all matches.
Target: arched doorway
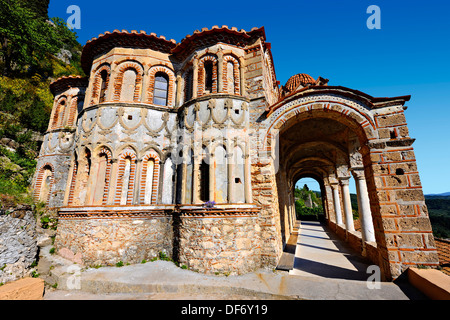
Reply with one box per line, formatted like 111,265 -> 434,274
260,86 -> 439,280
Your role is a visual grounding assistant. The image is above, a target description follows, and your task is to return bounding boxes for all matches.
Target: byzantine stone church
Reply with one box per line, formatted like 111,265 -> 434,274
33,26 -> 438,280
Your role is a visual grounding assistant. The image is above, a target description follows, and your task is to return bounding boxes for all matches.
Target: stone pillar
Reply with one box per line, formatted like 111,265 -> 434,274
217,50 -> 224,93
239,57 -> 245,96
209,152 -> 215,202
339,177 -> 355,231
175,72 -> 182,107
244,154 -> 252,203
331,182 -> 343,225
192,155 -> 200,204
192,57 -> 199,99
228,153 -> 234,203
353,169 -> 376,242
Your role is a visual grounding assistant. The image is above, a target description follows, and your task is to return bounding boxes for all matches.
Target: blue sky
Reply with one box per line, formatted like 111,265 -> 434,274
48,0 -> 450,194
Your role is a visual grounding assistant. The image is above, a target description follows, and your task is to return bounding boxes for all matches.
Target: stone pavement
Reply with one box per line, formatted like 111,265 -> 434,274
290,221 -> 373,280
41,221 -> 427,300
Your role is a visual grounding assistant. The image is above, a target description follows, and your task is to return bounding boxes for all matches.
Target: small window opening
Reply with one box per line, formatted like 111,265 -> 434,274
99,70 -> 108,103
235,177 -> 241,184
390,130 -> 397,139
153,72 -> 169,106
235,109 -> 240,115
396,168 -> 405,175
128,115 -> 133,120
204,61 -> 213,93
200,160 -> 210,202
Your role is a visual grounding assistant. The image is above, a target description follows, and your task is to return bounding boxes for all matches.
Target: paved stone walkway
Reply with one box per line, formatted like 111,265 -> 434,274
40,220 -> 427,300
290,221 -> 372,281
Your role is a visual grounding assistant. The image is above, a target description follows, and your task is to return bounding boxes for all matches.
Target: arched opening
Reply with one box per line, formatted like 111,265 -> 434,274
273,109 -> 378,279
184,69 -> 193,102
99,70 -> 108,103
121,69 -> 137,102
38,165 -> 53,204
294,177 -> 324,221
204,61 -> 213,93
153,72 -> 169,106
199,159 -> 210,202
226,61 -> 235,94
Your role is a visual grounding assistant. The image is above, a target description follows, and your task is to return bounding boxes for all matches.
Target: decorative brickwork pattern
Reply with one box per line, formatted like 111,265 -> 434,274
114,148 -> 137,205
222,55 -> 240,95
33,163 -> 54,205
197,55 -> 218,96
140,150 -> 161,204
146,65 -> 176,107
90,64 -> 111,106
112,61 -> 144,102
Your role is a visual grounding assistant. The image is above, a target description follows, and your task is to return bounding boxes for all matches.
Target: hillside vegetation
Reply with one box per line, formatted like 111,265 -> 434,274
0,0 -> 84,206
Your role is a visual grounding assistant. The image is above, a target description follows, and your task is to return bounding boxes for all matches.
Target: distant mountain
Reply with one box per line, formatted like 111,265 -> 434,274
426,192 -> 450,197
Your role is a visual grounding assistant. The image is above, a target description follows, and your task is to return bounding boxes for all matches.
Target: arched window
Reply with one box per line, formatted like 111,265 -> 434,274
204,61 -> 213,93
114,149 -> 137,205
214,145 -> 228,203
227,61 -> 235,94
184,69 -> 193,102
52,99 -> 66,129
200,159 -> 210,202
232,146 -> 245,203
153,72 -> 169,106
99,70 -> 108,103
120,156 -> 132,205
121,69 -> 137,101
37,165 -> 53,204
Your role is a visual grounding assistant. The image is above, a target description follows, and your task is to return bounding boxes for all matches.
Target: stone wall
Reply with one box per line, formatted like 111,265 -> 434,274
175,209 -> 261,275
0,206 -> 38,284
55,212 -> 173,266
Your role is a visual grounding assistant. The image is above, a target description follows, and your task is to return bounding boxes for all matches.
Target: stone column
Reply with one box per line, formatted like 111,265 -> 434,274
331,182 -> 343,225
192,155 -> 200,204
228,152 -> 234,203
217,49 -> 224,93
209,152 -> 215,202
239,57 -> 245,96
175,72 -> 182,107
244,154 -> 252,203
352,169 -> 376,242
339,177 -> 355,231
192,57 -> 199,99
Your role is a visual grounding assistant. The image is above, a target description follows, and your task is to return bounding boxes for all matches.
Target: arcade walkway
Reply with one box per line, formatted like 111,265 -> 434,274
289,221 -> 372,281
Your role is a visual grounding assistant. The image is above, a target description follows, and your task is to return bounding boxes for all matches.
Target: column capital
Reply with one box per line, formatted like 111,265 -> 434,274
339,177 -> 350,186
352,168 -> 366,181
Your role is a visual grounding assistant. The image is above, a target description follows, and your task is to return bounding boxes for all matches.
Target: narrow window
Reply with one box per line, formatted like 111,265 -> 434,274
200,160 -> 210,202
185,69 -> 193,101
227,61 -> 235,94
153,72 -> 169,106
39,166 -> 53,203
204,61 -> 213,93
144,159 -> 155,204
120,157 -> 132,205
99,70 -> 108,103
121,69 -> 137,102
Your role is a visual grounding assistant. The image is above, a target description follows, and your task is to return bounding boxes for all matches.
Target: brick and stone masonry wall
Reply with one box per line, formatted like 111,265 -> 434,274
368,108 -> 439,279
175,215 -> 261,275
55,215 -> 173,266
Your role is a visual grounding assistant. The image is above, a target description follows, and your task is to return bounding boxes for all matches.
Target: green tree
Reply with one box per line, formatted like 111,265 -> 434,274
0,0 -> 60,76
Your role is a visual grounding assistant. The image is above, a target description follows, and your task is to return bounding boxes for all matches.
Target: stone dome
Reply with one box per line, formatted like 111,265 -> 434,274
284,73 -> 316,92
